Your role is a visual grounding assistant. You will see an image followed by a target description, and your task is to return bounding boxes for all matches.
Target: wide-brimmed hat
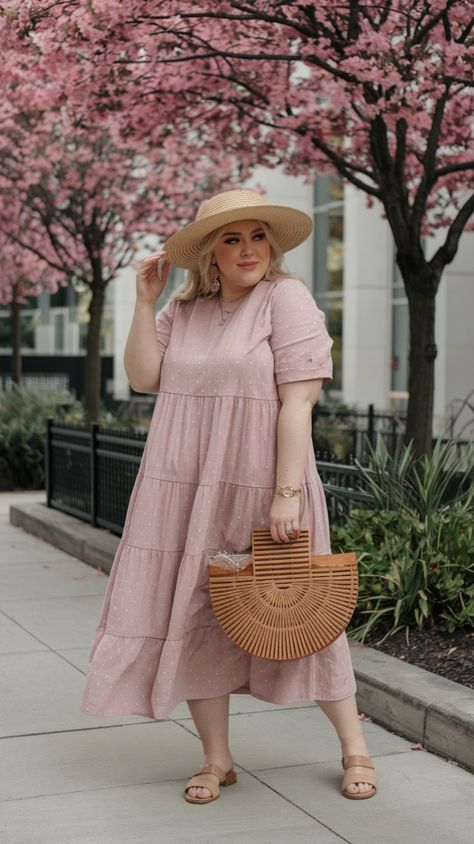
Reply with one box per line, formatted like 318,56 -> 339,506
163,189 -> 313,269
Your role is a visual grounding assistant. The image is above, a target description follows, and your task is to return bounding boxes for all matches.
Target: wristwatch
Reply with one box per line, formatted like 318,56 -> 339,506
275,485 -> 300,498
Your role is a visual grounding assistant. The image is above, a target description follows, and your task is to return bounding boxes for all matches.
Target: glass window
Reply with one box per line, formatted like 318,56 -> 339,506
0,312 -> 37,350
54,312 -> 65,353
390,259 -> 409,399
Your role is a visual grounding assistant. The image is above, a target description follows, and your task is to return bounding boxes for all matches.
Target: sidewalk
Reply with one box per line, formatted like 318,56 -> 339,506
1,491 -> 473,844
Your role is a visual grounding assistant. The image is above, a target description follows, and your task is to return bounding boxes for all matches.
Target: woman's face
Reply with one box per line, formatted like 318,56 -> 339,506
212,219 -> 271,297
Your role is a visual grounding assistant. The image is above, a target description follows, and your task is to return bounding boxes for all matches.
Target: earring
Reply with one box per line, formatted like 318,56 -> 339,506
209,263 -> 221,294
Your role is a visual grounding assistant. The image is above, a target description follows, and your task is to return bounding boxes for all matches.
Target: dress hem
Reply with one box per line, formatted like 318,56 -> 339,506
80,682 -> 357,722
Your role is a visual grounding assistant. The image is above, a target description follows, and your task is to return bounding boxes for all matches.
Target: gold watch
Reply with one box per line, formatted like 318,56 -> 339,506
275,485 -> 300,498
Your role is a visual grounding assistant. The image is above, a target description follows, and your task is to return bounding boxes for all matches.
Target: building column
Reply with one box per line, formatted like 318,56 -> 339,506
342,184 -> 393,409
113,266 -> 137,400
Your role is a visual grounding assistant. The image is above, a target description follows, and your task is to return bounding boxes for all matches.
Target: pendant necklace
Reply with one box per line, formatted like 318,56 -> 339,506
217,296 -> 243,325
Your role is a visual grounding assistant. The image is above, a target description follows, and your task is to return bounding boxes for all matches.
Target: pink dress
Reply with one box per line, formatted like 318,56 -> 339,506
80,276 -> 356,718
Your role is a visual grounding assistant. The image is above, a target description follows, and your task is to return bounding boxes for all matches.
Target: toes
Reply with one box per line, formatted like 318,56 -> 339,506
346,781 -> 375,795
187,786 -> 211,800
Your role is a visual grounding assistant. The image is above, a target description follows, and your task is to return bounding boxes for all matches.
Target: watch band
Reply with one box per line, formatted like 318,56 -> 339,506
275,485 -> 300,498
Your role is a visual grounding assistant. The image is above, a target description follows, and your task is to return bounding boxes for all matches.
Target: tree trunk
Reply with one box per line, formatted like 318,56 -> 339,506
83,278 -> 106,425
10,297 -> 22,385
405,282 -> 438,458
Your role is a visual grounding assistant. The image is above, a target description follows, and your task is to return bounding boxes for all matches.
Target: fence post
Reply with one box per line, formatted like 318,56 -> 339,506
90,423 -> 99,527
368,403 -> 375,448
45,417 -> 53,508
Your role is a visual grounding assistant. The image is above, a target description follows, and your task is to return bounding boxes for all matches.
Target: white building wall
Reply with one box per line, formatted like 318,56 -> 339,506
113,264 -> 138,400
428,229 -> 474,438
342,185 -> 393,409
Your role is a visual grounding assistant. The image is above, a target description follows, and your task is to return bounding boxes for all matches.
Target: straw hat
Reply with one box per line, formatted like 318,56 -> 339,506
163,189 -> 313,269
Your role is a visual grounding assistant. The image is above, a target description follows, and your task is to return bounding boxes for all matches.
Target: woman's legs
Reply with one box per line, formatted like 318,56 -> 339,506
186,693 -> 234,800
316,694 -> 375,795
185,692 -> 373,799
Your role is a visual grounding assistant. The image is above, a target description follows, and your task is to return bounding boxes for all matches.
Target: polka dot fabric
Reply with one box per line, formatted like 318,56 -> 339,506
80,277 -> 356,719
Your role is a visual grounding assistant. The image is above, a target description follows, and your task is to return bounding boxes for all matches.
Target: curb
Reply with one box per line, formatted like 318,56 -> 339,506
10,501 -> 474,773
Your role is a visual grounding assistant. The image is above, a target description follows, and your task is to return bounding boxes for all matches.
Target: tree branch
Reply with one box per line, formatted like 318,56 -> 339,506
435,160 -> 474,178
430,192 -> 474,278
411,91 -> 449,238
411,0 -> 458,45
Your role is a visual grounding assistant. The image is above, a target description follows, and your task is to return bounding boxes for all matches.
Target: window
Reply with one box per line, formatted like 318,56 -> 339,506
390,257 -> 409,405
0,309 -> 38,350
54,312 -> 66,353
313,175 -> 344,390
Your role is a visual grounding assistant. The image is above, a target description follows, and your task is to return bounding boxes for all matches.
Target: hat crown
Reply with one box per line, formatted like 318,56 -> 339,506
196,190 -> 266,223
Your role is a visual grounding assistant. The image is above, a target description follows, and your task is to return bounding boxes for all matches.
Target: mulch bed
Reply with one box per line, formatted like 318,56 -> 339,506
363,627 -> 474,689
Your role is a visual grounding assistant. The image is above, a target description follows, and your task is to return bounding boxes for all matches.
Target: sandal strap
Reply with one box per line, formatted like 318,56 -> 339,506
185,771 -> 222,799
192,764 -> 225,782
341,756 -> 377,795
342,755 -> 375,771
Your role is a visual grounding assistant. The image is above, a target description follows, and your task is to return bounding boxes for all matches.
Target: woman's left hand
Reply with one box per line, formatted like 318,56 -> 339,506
269,494 -> 301,544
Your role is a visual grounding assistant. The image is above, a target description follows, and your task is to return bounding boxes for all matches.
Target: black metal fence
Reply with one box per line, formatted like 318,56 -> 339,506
45,418 -> 369,535
312,402 -> 406,462
45,419 -> 146,534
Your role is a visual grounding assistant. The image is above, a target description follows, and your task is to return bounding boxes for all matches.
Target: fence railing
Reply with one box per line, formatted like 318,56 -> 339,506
45,419 -> 146,534
45,418 -> 370,535
312,402 -> 406,462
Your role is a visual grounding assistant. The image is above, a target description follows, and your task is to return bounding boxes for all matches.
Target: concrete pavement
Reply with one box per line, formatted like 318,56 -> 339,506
1,491 -> 473,844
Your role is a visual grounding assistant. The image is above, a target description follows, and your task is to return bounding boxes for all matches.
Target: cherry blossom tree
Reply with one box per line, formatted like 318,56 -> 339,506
0,6 -> 243,422
5,1 -> 474,455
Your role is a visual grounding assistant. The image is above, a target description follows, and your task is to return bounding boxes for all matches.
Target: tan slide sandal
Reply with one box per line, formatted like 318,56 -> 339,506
341,755 -> 377,800
184,764 -> 237,804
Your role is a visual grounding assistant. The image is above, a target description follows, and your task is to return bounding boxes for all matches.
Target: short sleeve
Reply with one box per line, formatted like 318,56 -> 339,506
269,278 -> 333,385
154,298 -> 177,357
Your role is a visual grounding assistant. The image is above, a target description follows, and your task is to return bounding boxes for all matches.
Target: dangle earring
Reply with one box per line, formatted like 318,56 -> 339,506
209,262 -> 221,294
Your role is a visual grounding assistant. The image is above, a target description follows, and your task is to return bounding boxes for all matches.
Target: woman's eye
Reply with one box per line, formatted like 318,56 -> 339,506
224,237 -> 238,244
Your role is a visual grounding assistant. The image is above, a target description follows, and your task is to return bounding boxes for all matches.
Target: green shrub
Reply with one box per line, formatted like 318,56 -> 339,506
0,384 -> 131,490
312,417 -> 353,460
331,438 -> 474,640
0,385 -> 71,489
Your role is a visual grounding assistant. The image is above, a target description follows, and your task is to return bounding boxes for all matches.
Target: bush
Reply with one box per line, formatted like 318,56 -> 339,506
0,384 -> 150,490
0,385 -> 66,490
330,438 -> 474,640
0,384 -> 135,491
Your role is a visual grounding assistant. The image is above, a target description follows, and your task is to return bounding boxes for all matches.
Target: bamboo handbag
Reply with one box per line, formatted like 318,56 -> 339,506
208,527 -> 358,661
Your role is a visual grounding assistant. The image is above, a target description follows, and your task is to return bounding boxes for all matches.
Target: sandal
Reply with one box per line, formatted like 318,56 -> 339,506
184,764 -> 237,804
341,755 -> 377,800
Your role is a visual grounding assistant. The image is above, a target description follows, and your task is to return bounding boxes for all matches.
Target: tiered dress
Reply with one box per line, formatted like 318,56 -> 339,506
80,276 -> 356,719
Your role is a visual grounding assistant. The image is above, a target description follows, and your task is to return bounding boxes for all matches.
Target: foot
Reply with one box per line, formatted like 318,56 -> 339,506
186,754 -> 234,801
341,737 -> 376,796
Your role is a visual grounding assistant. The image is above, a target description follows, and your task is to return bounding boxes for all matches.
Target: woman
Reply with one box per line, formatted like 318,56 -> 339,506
81,189 -> 377,804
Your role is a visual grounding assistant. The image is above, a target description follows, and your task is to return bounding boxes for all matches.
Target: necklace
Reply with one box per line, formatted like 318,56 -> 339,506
217,296 -> 243,325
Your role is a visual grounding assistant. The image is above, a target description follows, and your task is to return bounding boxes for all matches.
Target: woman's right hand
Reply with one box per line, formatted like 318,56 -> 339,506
136,250 -> 170,305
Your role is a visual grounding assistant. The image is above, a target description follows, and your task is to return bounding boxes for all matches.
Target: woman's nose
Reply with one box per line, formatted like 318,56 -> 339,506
241,239 -> 255,255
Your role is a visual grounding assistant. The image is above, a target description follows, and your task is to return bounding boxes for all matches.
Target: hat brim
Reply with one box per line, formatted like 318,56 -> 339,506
163,205 -> 313,270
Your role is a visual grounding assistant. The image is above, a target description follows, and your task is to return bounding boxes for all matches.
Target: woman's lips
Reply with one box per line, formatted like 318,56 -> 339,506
238,262 -> 258,269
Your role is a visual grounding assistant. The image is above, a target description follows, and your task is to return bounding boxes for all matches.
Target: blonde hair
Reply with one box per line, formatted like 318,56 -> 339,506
170,221 -> 291,302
